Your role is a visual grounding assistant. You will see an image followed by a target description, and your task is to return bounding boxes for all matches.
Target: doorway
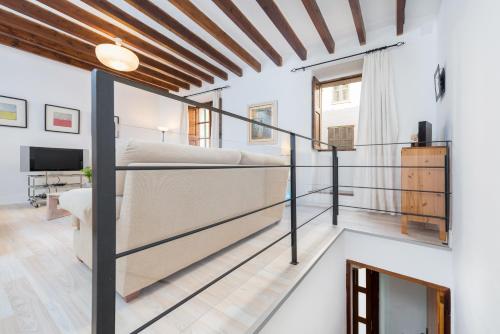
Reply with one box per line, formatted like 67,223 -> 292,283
346,260 -> 450,334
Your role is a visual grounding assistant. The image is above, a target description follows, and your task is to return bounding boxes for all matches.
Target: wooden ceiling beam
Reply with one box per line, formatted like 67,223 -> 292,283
0,0 -> 203,86
348,0 -> 366,45
301,0 -> 335,54
256,0 -> 307,61
80,0 -> 227,81
0,33 -> 171,93
212,0 -> 282,66
34,0 -> 214,84
0,9 -> 188,90
169,0 -> 260,72
137,55 -> 200,87
0,23 -> 180,91
125,0 -> 243,77
397,0 -> 406,35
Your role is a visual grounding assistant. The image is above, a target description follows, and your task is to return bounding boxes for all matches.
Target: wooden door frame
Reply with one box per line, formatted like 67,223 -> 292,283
346,260 -> 451,334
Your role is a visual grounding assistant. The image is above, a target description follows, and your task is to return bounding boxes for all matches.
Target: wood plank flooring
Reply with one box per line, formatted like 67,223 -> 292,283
0,202 -> 446,333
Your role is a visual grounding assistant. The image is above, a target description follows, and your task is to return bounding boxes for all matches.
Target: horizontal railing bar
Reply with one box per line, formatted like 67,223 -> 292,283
297,205 -> 334,230
116,165 -> 447,171
116,186 -> 333,259
130,230 -> 293,333
353,140 -> 451,147
296,185 -> 334,199
338,204 -> 447,220
107,70 -> 336,149
339,185 -> 451,195
336,165 -> 445,169
294,165 -> 445,169
116,165 -> 291,171
116,165 -> 450,171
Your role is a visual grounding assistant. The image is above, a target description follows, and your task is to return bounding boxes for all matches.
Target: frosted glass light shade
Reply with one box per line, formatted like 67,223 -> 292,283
157,126 -> 169,132
95,39 -> 139,72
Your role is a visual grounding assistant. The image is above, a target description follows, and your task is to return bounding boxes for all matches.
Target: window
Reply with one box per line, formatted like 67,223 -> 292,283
332,84 -> 350,104
329,125 -> 355,151
188,103 -> 211,148
312,74 -> 362,151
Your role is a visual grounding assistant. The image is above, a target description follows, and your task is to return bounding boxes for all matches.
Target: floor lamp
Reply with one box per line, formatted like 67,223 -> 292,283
158,126 -> 168,142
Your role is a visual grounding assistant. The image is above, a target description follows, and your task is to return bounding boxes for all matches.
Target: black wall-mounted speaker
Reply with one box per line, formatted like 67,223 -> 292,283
418,121 -> 432,147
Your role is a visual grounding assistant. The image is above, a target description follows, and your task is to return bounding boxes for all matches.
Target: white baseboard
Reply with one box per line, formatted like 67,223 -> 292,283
0,193 -> 28,206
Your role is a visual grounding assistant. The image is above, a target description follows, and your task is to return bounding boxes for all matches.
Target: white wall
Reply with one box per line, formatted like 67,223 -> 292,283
379,273 -> 427,334
0,46 -> 183,204
436,1 -> 500,333
259,233 -> 346,334
259,230 -> 453,334
0,45 -> 91,204
114,83 -> 183,145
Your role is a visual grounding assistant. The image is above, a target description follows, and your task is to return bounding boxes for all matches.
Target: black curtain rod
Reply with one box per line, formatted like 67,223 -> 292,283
291,41 -> 405,72
183,85 -> 230,98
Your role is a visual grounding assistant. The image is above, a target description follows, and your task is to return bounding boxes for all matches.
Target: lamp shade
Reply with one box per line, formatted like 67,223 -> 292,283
157,126 -> 169,132
95,39 -> 139,72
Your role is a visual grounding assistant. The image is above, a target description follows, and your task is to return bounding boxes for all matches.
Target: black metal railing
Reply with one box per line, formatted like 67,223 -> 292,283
342,141 -> 451,233
91,69 -> 451,334
91,70 -> 339,334
319,140 -> 451,238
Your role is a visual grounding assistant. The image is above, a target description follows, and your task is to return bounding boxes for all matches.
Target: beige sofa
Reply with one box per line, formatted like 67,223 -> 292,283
59,140 -> 288,300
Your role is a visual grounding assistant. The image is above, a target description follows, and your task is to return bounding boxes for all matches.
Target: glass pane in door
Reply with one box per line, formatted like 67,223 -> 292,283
358,292 -> 366,318
358,268 -> 366,287
358,322 -> 366,334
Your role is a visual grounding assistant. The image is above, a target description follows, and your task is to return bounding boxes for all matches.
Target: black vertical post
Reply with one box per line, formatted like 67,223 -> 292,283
218,97 -> 223,148
91,70 -> 116,334
444,145 -> 450,233
332,147 -> 339,225
290,133 -> 298,265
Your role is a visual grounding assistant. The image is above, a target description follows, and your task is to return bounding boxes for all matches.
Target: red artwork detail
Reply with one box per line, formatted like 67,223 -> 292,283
53,118 -> 72,128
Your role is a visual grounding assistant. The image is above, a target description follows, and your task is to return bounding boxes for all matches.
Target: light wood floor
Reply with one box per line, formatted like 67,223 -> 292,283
0,202 -> 446,334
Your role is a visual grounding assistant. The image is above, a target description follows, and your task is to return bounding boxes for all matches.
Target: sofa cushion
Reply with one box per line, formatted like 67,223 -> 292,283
239,151 -> 288,166
116,140 -> 242,195
59,188 -> 122,223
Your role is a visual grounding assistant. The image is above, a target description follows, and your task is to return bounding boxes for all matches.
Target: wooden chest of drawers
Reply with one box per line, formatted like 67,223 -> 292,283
401,146 -> 447,241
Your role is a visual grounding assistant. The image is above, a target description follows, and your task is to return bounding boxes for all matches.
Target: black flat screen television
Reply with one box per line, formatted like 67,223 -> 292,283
22,146 -> 85,172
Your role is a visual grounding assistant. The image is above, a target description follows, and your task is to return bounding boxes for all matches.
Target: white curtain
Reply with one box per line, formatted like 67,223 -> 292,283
355,50 -> 399,211
179,102 -> 189,145
210,90 -> 221,148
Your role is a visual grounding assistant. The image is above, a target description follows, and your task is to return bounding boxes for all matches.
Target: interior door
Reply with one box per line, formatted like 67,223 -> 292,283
352,267 -> 379,334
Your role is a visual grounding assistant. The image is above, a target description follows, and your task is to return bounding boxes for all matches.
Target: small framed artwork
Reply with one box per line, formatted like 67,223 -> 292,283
45,104 -> 80,134
114,116 -> 119,138
248,101 -> 278,145
0,95 -> 27,128
434,65 -> 446,101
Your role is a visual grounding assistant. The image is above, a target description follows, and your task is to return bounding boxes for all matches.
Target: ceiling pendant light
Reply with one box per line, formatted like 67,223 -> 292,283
95,38 -> 139,72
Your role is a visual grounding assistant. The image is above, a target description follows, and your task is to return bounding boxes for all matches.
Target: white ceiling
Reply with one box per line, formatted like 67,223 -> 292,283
64,0 -> 441,81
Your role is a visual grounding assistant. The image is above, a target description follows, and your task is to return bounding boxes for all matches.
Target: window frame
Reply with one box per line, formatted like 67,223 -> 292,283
312,74 -> 362,152
188,101 -> 212,148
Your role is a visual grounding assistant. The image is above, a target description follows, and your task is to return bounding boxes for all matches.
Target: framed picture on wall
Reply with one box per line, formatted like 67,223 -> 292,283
0,95 -> 27,128
248,101 -> 278,145
45,104 -> 80,134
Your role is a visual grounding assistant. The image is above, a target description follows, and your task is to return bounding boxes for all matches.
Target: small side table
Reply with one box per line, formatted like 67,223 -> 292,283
46,193 -> 70,221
